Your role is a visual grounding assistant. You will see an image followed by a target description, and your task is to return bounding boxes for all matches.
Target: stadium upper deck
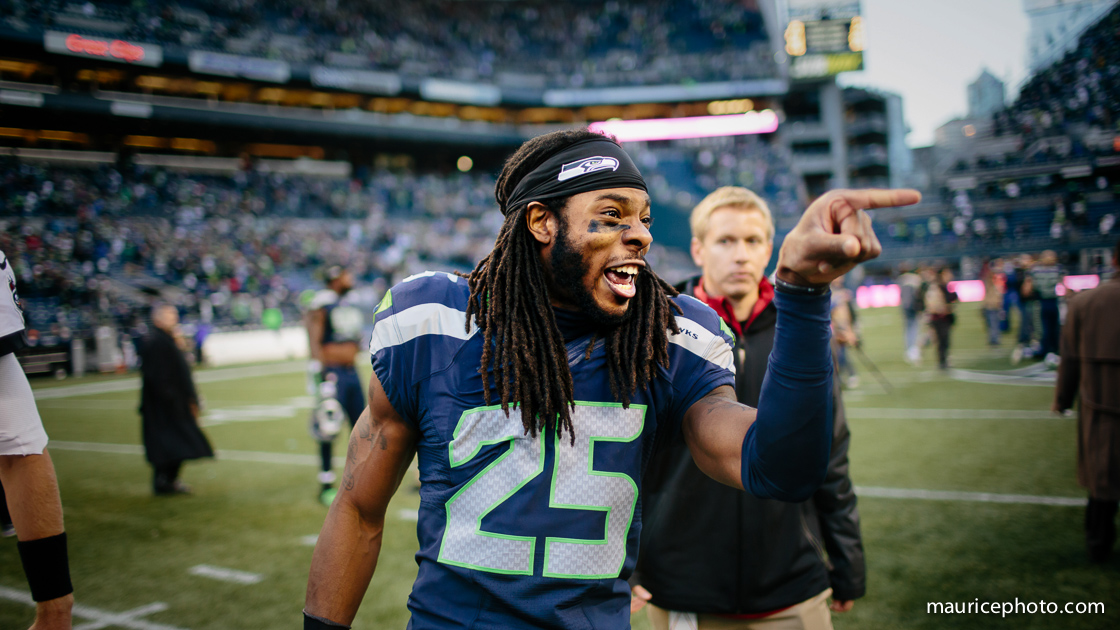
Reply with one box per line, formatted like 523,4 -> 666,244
0,0 -> 779,93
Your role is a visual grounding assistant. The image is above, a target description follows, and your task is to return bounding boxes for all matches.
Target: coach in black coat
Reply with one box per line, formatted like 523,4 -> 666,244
140,305 -> 212,495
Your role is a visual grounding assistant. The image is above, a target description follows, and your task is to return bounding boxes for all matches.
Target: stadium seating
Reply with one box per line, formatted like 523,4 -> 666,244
0,154 -> 702,339
3,0 -> 777,87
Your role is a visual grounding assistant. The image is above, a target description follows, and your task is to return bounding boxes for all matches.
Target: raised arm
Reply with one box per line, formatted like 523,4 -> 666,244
682,188 -> 919,501
304,371 -> 417,627
683,289 -> 833,500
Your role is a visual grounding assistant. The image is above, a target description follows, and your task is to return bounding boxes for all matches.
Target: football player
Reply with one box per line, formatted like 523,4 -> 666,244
305,266 -> 366,506
1,248 -> 74,630
304,129 -> 919,629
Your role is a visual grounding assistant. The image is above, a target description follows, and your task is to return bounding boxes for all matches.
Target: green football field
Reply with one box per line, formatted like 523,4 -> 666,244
2,302 -> 1117,629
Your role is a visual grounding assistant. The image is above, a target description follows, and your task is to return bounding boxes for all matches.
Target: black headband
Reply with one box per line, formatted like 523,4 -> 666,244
502,137 -> 647,215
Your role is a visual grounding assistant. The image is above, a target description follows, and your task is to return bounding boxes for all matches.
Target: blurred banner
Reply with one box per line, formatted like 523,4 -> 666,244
44,30 -> 163,67
590,110 -> 780,143
188,51 -> 291,83
310,67 -> 402,95
419,79 -> 502,106
855,276 -> 1103,308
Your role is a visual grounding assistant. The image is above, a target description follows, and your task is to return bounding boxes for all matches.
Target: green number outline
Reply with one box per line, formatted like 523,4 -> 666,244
543,401 -> 645,579
436,404 -> 544,575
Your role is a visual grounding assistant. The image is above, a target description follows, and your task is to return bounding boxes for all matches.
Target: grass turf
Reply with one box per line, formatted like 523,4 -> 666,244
2,301 -> 1117,628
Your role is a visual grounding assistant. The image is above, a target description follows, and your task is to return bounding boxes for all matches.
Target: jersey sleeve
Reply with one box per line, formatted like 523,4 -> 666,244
368,272 -> 475,425
0,249 -> 28,357
664,294 -> 736,422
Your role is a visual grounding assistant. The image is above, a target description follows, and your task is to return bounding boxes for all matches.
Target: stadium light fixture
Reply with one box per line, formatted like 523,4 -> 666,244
590,110 -> 779,143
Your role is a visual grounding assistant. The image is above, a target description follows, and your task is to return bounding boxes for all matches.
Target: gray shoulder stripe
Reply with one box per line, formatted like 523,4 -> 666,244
369,302 -> 476,355
668,316 -> 736,374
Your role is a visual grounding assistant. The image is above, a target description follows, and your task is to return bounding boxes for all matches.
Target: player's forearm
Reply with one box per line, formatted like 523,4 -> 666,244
308,338 -> 324,363
305,498 -> 385,625
0,450 -> 65,540
741,290 -> 834,502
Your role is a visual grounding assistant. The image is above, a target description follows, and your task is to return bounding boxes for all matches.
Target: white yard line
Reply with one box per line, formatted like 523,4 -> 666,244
950,366 -> 1056,387
45,440 -> 1086,508
856,486 -> 1086,506
0,586 -> 186,630
47,441 -> 341,467
36,396 -> 316,427
187,565 -> 263,585
847,408 -> 1059,420
32,361 -> 305,400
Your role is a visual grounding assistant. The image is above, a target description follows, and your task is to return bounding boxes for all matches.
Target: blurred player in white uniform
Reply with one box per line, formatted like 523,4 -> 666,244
0,248 -> 74,629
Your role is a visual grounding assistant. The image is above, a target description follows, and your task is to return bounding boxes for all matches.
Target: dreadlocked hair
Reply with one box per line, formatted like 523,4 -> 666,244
464,129 -> 683,443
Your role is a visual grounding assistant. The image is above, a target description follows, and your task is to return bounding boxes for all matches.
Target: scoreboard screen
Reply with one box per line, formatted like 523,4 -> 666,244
784,0 -> 864,79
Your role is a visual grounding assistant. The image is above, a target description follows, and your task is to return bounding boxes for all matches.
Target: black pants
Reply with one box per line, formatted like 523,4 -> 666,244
930,317 -> 953,369
0,480 -> 10,527
1039,298 -> 1060,357
153,461 -> 183,493
1086,498 -> 1118,562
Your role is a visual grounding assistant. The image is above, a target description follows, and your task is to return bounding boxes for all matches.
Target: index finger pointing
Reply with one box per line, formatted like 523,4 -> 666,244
837,188 -> 921,210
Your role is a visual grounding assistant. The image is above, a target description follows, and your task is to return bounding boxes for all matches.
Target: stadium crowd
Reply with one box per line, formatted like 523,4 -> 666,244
632,134 -> 806,220
0,155 -> 699,347
993,3 -> 1119,145
1,0 -> 777,87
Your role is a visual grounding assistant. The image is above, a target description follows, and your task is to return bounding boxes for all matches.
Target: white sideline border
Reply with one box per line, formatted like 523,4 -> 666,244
32,361 -> 306,400
0,586 -> 186,630
847,408 -> 1060,420
857,486 -> 1086,507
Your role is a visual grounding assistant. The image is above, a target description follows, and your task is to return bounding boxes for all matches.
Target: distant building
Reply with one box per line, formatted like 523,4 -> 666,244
1024,0 -> 1119,73
780,79 -> 912,197
967,69 -> 1005,120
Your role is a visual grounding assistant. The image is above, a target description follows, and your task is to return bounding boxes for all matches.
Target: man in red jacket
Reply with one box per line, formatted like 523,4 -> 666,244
632,187 -> 864,629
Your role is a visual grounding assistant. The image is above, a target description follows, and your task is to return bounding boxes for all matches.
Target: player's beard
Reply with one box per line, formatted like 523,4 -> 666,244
549,219 -> 630,330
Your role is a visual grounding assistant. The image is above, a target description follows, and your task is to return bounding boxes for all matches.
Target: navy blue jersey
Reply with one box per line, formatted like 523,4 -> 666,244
369,271 -> 734,630
311,289 -> 364,346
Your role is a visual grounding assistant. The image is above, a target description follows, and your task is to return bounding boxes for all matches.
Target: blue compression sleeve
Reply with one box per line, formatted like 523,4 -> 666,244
740,290 -> 834,502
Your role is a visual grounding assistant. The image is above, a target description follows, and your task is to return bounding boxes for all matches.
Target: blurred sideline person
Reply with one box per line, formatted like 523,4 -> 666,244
305,266 -> 365,506
140,305 -> 213,495
926,268 -> 958,370
897,263 -> 923,364
1054,239 -> 1120,563
630,187 -> 864,630
1031,250 -> 1064,361
0,248 -> 74,629
303,129 -> 917,629
830,277 -> 859,389
981,260 -> 1004,347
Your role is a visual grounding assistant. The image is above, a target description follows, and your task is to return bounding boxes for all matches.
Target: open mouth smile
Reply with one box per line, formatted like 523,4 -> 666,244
604,263 -> 642,299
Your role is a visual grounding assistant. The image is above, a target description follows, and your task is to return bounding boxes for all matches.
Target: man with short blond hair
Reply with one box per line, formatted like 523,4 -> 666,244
632,186 -> 864,630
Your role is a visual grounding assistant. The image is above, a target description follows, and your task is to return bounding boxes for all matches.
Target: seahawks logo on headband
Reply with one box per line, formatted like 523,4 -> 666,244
557,156 -> 620,182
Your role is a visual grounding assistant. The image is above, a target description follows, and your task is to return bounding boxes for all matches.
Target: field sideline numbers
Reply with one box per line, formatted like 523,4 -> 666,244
437,402 -> 645,578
